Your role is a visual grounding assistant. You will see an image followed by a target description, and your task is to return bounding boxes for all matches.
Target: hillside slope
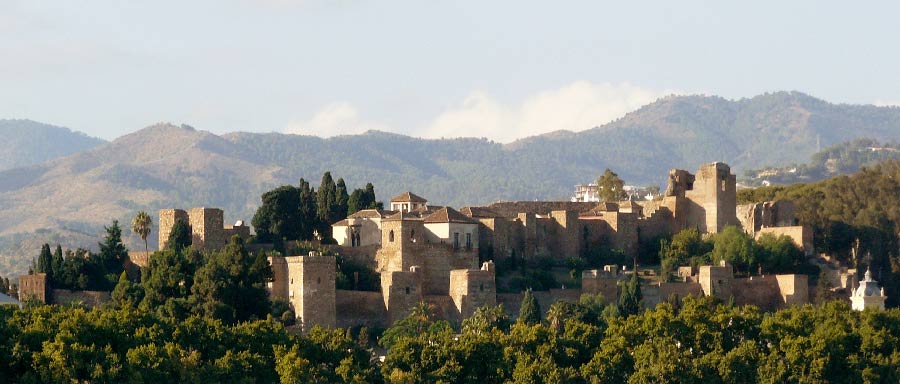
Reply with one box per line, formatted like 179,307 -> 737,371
0,119 -> 106,171
4,91 -> 900,276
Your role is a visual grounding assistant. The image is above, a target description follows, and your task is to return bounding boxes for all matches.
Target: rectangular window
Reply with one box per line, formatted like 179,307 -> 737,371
453,232 -> 460,250
466,233 -> 472,250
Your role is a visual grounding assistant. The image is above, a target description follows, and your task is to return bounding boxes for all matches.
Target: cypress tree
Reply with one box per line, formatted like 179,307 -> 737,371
518,288 -> 541,325
298,178 -> 318,241
334,178 -> 349,220
317,172 -> 337,241
37,244 -> 53,280
347,189 -> 364,215
52,245 -> 64,285
167,218 -> 192,251
618,271 -> 643,316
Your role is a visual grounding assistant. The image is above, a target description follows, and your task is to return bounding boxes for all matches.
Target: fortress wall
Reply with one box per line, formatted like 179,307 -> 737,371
189,208 -> 226,251
286,255 -> 336,332
658,282 -> 704,303
732,275 -> 783,311
497,289 -> 582,319
449,269 -> 497,320
581,271 -> 618,303
757,226 -> 814,255
776,274 -> 809,306
335,290 -> 387,329
51,290 -> 111,307
420,245 -> 478,295
425,295 -> 460,324
381,270 -> 422,322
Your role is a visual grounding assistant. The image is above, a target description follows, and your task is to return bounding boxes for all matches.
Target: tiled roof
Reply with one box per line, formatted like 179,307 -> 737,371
332,219 -> 351,226
390,192 -> 428,203
383,211 -> 425,221
424,207 -> 478,224
348,209 -> 394,219
459,206 -> 502,218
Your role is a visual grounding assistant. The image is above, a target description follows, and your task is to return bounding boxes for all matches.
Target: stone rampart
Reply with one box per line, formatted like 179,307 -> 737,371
51,289 -> 111,307
335,290 -> 388,329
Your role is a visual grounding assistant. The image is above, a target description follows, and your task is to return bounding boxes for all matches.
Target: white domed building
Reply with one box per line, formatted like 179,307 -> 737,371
851,268 -> 887,311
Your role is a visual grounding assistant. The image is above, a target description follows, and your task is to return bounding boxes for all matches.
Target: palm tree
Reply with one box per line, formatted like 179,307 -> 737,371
546,301 -> 570,333
132,211 -> 153,255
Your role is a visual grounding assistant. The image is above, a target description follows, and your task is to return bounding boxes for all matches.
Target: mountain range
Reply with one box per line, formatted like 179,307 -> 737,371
3,91 -> 900,276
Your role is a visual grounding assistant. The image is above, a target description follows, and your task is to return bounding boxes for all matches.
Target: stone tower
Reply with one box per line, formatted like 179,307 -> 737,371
189,207 -> 226,251
277,252 -> 337,332
685,162 -> 739,234
158,209 -> 189,250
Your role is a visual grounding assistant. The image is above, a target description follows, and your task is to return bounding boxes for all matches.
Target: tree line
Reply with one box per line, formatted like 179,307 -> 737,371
252,172 -> 381,249
3,293 -> 897,383
31,221 -> 129,292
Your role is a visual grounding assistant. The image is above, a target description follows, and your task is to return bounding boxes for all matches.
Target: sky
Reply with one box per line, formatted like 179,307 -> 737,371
2,0 -> 899,142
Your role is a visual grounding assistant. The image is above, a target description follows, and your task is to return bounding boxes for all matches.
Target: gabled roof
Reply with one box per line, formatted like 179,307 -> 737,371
332,219 -> 351,227
459,206 -> 502,218
390,192 -> 428,203
424,207 -> 478,224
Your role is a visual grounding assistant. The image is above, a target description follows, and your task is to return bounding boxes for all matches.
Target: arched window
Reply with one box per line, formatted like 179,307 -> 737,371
410,229 -> 416,243
389,230 -> 395,242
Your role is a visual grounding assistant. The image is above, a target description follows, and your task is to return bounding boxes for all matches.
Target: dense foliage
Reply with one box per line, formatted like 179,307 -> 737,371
31,222 -> 129,291
659,227 -> 808,280
738,160 -> 900,306
252,173 -> 381,248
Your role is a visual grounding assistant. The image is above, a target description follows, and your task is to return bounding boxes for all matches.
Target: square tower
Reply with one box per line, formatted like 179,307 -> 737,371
686,162 -> 739,234
189,208 -> 226,251
158,209 -> 189,250
285,253 -> 336,332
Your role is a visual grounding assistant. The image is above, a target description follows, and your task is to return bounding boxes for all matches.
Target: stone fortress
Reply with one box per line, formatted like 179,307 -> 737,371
23,162 -> 881,328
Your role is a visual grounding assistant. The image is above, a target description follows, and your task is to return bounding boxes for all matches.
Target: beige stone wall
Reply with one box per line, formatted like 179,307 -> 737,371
449,269 -> 496,320
699,264 -> 733,299
683,163 -> 739,234
581,270 -> 618,303
18,273 -> 47,303
335,290 -> 388,329
284,254 -> 336,332
757,226 -> 814,255
381,270 -> 423,322
189,208 -> 226,251
51,289 -> 111,307
158,209 -> 188,250
420,244 -> 478,295
776,274 -> 808,306
127,251 -> 151,268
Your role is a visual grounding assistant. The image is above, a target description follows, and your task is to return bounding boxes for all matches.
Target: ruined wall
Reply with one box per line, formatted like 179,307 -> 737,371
18,274 -> 47,303
335,290 -> 388,329
738,201 -> 799,234
158,209 -> 188,250
449,268 -> 497,320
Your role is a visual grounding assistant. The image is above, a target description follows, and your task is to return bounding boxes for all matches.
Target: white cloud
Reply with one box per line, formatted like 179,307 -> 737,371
424,81 -> 676,142
283,82 -> 676,142
284,102 -> 388,137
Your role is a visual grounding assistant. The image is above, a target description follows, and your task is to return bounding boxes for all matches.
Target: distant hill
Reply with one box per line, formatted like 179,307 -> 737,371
4,91 -> 900,276
741,138 -> 900,186
0,119 -> 106,171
